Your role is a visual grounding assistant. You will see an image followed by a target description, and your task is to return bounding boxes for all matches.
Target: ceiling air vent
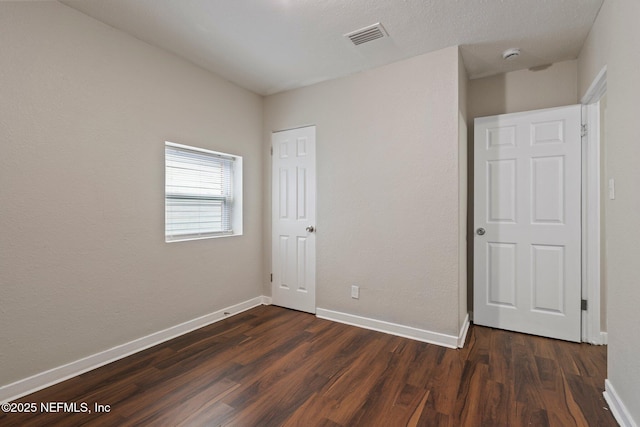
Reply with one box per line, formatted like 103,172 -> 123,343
345,23 -> 388,46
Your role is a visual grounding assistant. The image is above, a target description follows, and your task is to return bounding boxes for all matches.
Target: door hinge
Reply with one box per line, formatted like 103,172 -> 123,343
270,273 -> 273,282
270,146 -> 273,156
581,299 -> 588,310
581,124 -> 587,137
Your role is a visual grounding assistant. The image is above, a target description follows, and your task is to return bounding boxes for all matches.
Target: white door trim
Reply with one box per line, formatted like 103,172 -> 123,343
473,105 -> 583,341
581,66 -> 607,344
271,125 -> 317,314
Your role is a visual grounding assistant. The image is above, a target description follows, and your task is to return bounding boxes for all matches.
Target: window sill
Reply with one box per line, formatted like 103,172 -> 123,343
165,232 -> 242,243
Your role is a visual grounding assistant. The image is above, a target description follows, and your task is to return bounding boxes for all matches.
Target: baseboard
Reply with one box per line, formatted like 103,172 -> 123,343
601,331 -> 608,345
316,308 -> 461,349
0,299 -> 471,403
0,296 -> 265,403
458,313 -> 470,348
604,379 -> 638,427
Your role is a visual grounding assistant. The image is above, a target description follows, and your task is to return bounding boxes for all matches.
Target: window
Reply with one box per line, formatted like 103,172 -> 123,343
165,142 -> 242,242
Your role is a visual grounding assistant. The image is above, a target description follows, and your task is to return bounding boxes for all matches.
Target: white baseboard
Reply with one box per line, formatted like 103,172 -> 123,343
1,298 -> 468,403
458,313 -> 470,348
0,296 -> 265,404
601,331 -> 608,345
604,379 -> 638,427
316,308 -> 463,349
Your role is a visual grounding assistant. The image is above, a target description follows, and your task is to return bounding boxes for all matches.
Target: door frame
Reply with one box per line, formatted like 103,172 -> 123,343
270,124 -> 317,313
470,85 -> 606,343
472,106 -> 583,341
581,66 -> 607,345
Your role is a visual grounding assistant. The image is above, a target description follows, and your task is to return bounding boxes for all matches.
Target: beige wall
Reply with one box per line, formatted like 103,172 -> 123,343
468,60 -> 578,120
0,2 -> 263,387
578,0 -> 611,99
578,0 -> 640,420
264,47 -> 465,336
457,51 -> 469,332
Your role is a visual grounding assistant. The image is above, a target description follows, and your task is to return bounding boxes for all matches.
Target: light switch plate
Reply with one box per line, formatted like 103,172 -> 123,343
609,178 -> 615,200
351,285 -> 359,299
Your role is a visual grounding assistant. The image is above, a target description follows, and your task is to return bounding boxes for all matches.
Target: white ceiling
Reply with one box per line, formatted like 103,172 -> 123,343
60,0 -> 603,96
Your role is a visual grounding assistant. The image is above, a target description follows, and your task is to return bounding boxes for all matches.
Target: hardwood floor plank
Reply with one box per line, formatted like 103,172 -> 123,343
454,361 -> 489,427
565,371 -> 612,426
0,306 -> 617,427
423,347 -> 465,417
512,342 -> 546,408
344,347 -> 420,425
488,328 -> 513,385
281,393 -> 340,427
480,379 -> 508,427
406,389 -> 430,427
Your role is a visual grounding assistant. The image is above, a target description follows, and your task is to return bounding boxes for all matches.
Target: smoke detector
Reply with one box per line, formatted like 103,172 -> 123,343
345,23 -> 388,46
502,48 -> 521,60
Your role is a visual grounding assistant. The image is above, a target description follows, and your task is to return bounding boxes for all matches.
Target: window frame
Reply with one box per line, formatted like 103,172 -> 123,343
165,141 -> 243,243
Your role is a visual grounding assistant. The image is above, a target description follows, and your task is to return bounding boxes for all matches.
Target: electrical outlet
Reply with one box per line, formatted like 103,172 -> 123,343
351,285 -> 359,299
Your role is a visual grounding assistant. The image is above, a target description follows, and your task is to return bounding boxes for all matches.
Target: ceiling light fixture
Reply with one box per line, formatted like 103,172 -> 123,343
502,48 -> 521,60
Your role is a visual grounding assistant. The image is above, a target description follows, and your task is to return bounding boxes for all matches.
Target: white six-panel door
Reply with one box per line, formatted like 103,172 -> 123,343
474,105 -> 582,342
272,126 -> 316,314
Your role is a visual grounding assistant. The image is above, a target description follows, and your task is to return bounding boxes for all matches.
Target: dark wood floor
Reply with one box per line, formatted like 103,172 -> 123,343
1,305 -> 616,426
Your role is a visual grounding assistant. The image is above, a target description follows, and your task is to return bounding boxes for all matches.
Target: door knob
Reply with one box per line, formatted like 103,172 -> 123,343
306,226 -> 315,233
476,227 -> 486,236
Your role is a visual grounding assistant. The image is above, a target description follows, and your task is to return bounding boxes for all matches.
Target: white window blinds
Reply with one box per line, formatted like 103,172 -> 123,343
165,143 -> 235,241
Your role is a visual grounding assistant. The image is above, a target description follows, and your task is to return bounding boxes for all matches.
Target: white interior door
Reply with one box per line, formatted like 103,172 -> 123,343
474,105 -> 582,342
272,126 -> 316,313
